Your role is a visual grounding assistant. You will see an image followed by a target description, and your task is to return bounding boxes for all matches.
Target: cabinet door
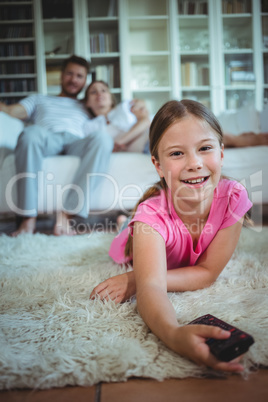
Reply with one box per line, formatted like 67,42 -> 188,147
220,0 -> 256,110
87,0 -> 121,103
0,0 -> 37,104
123,0 -> 170,115
177,0 -> 211,109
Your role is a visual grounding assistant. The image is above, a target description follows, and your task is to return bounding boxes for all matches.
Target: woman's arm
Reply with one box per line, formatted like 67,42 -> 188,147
0,102 -> 28,120
166,220 -> 243,292
114,100 -> 150,148
115,117 -> 150,147
133,222 -> 244,372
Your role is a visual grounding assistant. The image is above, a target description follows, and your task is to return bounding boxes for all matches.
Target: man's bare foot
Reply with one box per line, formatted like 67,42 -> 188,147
11,217 -> 36,237
54,211 -> 77,236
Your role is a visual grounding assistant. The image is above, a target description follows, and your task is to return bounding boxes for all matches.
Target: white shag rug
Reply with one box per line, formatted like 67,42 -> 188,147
0,227 -> 268,390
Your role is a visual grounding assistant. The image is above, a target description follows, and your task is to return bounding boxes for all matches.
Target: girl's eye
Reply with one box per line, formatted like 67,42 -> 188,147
200,146 -> 212,151
171,151 -> 183,157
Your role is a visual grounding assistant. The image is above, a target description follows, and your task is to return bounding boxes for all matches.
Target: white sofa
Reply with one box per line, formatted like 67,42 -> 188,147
0,111 -> 267,219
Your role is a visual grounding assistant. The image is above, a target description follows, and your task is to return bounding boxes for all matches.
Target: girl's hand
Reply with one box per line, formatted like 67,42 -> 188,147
173,324 -> 244,372
90,271 -> 136,303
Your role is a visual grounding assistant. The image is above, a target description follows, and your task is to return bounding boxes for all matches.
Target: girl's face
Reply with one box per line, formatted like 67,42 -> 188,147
152,115 -> 224,213
85,82 -> 113,115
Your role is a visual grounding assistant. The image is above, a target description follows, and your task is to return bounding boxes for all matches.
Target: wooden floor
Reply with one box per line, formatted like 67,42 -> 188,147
1,370 -> 268,402
1,215 -> 268,402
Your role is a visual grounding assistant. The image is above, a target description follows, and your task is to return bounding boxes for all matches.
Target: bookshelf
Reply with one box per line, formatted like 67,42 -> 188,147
87,0 -> 121,99
220,0 -> 256,110
177,1 -> 211,109
262,0 -> 268,102
0,0 -> 266,115
0,0 -> 37,104
41,0 -> 75,95
122,0 -> 171,114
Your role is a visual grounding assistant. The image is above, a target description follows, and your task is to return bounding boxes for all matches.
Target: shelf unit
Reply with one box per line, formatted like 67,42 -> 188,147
220,1 -> 256,111
41,0 -> 75,95
121,0 -> 171,114
0,0 -> 266,116
177,3 -> 211,109
87,0 -> 121,100
261,0 -> 268,102
0,0 -> 38,104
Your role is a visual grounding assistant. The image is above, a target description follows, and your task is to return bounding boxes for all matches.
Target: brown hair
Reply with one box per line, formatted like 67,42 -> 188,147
61,55 -> 89,73
84,80 -> 117,117
124,99 -> 224,258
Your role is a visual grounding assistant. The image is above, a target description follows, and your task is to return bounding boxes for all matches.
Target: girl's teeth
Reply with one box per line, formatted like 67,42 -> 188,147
184,178 -> 205,184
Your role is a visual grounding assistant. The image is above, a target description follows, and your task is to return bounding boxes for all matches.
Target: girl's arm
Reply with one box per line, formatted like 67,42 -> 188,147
133,221 -> 244,372
90,219 -> 242,303
166,220 -> 243,292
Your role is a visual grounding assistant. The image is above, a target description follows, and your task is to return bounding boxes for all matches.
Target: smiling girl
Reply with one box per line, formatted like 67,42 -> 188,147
90,100 -> 253,372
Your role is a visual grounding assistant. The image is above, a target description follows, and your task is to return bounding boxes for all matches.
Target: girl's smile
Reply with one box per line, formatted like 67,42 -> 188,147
181,175 -> 210,187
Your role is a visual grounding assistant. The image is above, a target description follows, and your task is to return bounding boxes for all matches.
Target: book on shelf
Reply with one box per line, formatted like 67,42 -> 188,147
46,66 -> 61,86
91,62 -> 120,88
230,70 -> 255,84
181,62 -> 197,86
0,25 -> 33,39
0,61 -> 34,75
0,78 -> 36,93
0,42 -> 34,57
90,33 -> 118,54
181,62 -> 209,86
222,0 -> 251,14
225,60 -> 255,84
178,0 -> 208,15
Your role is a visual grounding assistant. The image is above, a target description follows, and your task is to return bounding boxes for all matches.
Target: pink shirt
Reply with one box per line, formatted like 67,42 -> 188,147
109,179 -> 252,270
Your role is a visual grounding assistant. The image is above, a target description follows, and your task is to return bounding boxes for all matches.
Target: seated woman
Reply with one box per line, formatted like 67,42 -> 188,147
83,81 -> 151,152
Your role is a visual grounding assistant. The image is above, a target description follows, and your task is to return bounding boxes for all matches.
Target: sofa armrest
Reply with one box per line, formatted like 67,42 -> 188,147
0,111 -> 24,150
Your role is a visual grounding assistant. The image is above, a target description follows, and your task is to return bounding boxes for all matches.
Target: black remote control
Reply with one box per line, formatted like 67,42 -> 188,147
188,314 -> 255,362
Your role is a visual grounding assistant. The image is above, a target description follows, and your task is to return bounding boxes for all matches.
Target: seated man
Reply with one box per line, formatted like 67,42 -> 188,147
0,55 -> 114,236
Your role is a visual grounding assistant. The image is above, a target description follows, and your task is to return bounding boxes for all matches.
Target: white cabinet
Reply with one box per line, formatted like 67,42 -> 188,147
220,0 -> 259,112
177,0 -> 211,109
119,0 -> 266,115
0,0 -> 265,116
119,0 -> 171,114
